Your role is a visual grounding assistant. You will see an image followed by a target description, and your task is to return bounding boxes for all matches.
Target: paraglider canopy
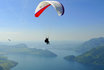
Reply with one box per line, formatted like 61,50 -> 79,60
8,39 -> 11,42
35,1 -> 64,17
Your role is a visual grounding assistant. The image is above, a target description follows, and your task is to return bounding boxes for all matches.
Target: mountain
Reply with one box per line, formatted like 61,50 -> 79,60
65,45 -> 104,65
0,43 -> 57,57
77,37 -> 104,53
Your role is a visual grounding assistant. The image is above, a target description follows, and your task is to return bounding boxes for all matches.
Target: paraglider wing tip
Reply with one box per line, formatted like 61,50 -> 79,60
35,4 -> 51,17
60,3 -> 65,16
35,14 -> 39,17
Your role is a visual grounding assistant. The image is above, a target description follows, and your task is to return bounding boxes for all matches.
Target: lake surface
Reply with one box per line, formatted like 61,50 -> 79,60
6,49 -> 104,70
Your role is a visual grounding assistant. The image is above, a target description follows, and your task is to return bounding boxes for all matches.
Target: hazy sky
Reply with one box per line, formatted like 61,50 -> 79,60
0,0 -> 104,42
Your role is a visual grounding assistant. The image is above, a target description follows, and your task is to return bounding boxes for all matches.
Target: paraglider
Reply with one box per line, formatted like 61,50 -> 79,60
8,39 -> 11,42
35,1 -> 65,17
44,37 -> 50,45
35,1 -> 65,45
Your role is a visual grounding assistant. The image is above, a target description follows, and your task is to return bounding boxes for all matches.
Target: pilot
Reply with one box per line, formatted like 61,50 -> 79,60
44,37 -> 50,45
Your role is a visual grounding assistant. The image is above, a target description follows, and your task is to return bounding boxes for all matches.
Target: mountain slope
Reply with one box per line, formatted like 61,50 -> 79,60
78,37 -> 104,53
65,46 -> 104,65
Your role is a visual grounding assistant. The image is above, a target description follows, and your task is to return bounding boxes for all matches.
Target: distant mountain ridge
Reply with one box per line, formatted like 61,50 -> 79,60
0,43 -> 27,48
0,43 -> 57,57
78,37 -> 104,53
11,43 -> 28,48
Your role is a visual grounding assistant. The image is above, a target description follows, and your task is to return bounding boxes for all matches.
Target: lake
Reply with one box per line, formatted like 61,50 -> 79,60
6,48 -> 104,70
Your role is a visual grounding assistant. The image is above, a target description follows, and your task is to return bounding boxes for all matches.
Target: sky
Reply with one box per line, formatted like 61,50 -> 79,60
0,0 -> 104,42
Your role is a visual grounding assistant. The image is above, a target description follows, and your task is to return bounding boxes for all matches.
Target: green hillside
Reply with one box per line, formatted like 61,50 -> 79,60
65,46 -> 104,65
0,56 -> 17,70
